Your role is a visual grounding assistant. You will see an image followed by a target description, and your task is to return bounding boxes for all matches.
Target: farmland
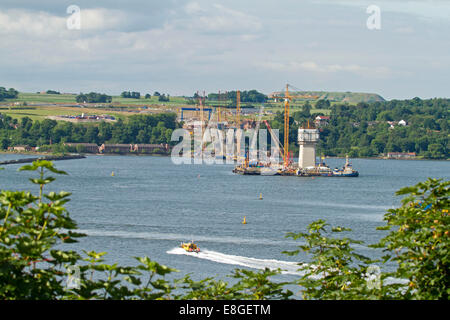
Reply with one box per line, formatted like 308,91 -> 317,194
0,91 -> 335,122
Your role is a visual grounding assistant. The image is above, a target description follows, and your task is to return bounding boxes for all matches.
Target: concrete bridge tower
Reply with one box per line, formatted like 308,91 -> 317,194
298,128 -> 320,168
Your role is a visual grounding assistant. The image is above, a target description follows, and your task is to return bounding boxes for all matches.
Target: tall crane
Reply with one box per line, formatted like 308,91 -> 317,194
217,90 -> 222,123
272,84 -> 317,168
236,90 -> 241,128
283,84 -> 290,168
271,84 -> 293,168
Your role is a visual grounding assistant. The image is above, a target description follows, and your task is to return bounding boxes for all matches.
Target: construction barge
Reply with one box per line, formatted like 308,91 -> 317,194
233,84 -> 359,178
233,114 -> 359,177
233,155 -> 359,177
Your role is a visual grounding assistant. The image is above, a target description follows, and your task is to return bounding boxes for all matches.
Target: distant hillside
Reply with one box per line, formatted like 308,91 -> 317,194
271,91 -> 385,104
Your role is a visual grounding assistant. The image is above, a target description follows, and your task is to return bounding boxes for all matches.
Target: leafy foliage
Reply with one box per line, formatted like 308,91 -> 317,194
0,87 -> 19,101
208,90 -> 267,103
121,91 -> 140,99
284,220 -> 380,300
0,113 -> 179,149
374,178 -> 449,299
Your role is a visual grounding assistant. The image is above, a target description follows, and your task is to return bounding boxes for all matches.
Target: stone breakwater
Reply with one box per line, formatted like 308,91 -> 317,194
0,154 -> 85,165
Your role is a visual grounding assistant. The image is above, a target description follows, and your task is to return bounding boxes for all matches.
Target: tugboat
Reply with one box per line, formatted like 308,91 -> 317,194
332,156 -> 359,177
180,240 -> 200,253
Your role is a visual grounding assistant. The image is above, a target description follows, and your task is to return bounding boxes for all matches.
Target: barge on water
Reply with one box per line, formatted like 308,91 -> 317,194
232,156 -> 359,177
233,122 -> 359,177
297,156 -> 359,177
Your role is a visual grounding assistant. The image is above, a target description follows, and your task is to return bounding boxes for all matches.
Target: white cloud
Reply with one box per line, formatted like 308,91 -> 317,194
181,2 -> 263,34
394,26 -> 415,34
0,8 -> 134,38
0,1 -> 448,98
257,60 -> 391,77
80,8 -> 129,31
320,0 -> 450,22
0,9 -> 65,37
184,2 -> 205,15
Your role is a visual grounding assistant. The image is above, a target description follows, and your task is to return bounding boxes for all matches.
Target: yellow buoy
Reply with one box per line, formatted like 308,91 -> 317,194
242,216 -> 247,224
111,171 -> 115,177
259,193 -> 263,200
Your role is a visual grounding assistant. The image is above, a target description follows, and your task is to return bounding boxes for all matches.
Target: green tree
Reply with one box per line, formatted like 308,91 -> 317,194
374,179 -> 449,299
315,99 -> 330,109
427,143 -> 445,159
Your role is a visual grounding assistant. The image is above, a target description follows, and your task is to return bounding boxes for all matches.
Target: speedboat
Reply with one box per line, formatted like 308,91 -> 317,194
180,241 -> 200,253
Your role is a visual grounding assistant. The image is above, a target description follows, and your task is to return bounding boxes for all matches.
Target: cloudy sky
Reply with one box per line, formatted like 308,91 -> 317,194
0,0 -> 449,99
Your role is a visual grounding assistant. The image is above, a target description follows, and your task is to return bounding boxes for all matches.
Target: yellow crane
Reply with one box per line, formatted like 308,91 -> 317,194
236,90 -> 241,128
235,90 -> 242,162
283,84 -> 290,168
273,84 -> 318,168
272,84 -> 293,168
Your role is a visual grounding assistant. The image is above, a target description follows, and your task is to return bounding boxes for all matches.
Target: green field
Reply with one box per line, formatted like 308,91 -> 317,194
0,92 -> 333,121
0,92 -> 185,121
11,93 -> 78,104
0,105 -> 134,121
6,92 -> 189,106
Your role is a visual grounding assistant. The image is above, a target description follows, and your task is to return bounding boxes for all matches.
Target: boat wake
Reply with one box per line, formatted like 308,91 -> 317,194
167,247 -> 304,275
77,229 -> 300,246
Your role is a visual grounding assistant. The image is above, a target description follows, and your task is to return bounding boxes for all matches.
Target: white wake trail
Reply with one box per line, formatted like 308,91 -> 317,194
167,247 -> 304,275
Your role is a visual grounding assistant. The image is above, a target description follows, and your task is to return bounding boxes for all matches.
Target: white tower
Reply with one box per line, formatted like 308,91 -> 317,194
298,128 -> 319,168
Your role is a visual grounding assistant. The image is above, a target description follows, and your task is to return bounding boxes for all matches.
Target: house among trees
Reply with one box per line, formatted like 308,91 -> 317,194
386,152 -> 416,159
314,115 -> 330,127
8,145 -> 31,152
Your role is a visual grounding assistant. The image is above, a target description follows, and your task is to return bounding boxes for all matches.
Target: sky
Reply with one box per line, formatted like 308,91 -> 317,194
0,0 -> 449,100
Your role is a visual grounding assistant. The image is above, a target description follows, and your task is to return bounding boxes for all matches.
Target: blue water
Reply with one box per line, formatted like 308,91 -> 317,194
1,154 -> 449,284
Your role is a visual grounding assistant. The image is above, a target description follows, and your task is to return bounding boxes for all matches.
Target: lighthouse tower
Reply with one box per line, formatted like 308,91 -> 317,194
298,128 -> 320,168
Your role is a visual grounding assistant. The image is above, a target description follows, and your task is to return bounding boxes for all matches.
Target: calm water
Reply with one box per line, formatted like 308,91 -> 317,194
1,154 -> 449,283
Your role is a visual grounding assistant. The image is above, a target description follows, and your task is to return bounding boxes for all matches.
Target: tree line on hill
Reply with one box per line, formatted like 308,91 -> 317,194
45,90 -> 60,95
207,90 -> 267,104
121,91 -> 170,102
0,113 -> 179,150
75,91 -> 170,103
121,91 -> 141,99
269,97 -> 449,159
75,92 -> 112,103
0,87 -> 19,101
